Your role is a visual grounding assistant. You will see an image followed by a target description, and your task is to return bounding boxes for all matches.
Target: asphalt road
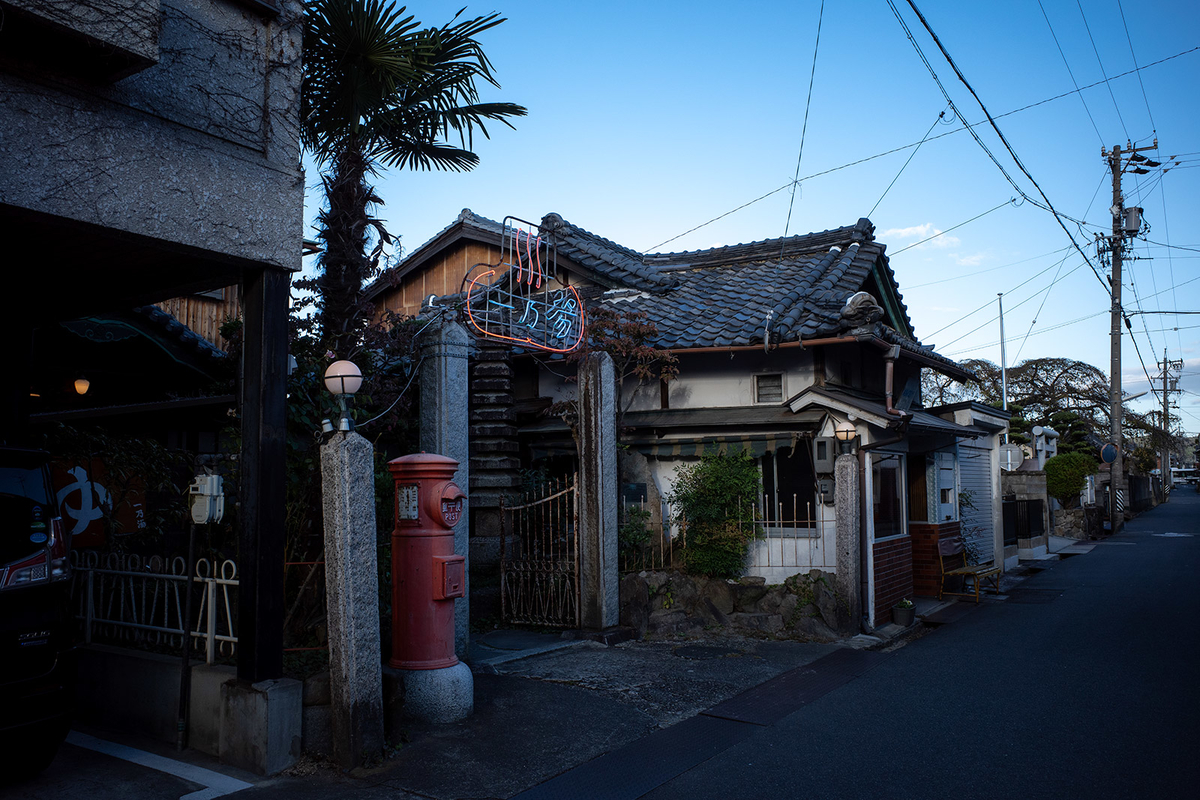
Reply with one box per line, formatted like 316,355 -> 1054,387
642,492 -> 1200,799
7,494 -> 1196,799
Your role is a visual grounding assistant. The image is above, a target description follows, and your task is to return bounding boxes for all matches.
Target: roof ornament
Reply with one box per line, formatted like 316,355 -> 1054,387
763,310 -> 774,354
837,291 -> 884,334
463,216 -> 586,353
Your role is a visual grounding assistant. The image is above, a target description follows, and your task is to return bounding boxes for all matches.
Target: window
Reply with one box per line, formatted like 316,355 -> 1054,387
761,446 -> 816,531
754,373 -> 784,404
871,453 -> 905,538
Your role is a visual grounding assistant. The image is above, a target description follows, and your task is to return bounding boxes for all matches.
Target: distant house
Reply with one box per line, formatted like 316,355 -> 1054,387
367,210 -> 1009,628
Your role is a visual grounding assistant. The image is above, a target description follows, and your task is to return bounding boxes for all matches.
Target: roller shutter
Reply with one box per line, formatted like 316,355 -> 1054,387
959,444 -> 995,563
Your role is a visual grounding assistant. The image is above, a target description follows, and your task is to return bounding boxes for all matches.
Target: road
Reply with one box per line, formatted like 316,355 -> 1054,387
640,492 -> 1200,799
6,492 -> 1197,799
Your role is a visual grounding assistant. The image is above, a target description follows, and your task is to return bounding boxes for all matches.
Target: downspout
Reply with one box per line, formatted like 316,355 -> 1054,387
882,344 -> 908,420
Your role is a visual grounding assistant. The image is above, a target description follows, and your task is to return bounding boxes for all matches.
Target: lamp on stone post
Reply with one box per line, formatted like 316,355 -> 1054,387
835,419 -> 858,455
324,359 -> 362,432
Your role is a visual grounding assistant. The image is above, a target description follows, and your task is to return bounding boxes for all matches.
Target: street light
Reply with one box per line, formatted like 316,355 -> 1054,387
835,419 -> 858,454
324,359 -> 362,431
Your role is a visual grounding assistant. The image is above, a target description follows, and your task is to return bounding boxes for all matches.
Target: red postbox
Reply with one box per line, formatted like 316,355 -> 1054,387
387,453 -> 466,670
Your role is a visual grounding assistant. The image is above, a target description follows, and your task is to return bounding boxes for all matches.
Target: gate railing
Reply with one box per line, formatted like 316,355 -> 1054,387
70,551 -> 238,664
501,475 -> 580,628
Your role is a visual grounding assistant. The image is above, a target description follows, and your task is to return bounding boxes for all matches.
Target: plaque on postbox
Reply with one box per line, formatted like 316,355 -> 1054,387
398,484 -> 419,521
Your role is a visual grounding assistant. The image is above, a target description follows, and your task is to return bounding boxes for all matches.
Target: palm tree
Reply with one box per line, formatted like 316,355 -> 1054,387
302,0 -> 526,355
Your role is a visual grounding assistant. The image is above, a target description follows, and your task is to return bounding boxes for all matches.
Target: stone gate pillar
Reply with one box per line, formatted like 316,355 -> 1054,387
578,352 -> 618,630
419,318 -> 472,657
834,452 -> 862,632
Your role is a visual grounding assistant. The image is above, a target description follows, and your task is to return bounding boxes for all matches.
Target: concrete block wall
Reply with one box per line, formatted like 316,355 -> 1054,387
872,535 -> 915,625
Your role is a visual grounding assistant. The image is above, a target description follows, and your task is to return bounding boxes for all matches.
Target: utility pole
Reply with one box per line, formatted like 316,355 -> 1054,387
1103,139 -> 1158,533
1157,348 -> 1183,488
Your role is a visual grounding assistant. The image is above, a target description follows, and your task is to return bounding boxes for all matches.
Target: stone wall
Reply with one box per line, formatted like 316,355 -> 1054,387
619,569 -> 844,641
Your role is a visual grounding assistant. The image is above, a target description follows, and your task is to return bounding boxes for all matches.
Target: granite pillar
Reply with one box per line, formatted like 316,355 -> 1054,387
834,452 -> 862,632
320,431 -> 384,768
419,319 -> 472,657
578,353 -> 619,630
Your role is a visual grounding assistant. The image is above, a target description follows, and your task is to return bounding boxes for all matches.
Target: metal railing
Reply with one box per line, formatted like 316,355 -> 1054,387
618,493 -> 838,580
71,552 -> 238,665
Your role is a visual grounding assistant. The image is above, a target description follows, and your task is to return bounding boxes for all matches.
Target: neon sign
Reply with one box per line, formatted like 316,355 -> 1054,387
465,216 -> 585,353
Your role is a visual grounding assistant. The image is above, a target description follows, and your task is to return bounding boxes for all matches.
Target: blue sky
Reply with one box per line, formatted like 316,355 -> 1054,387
303,1 -> 1200,430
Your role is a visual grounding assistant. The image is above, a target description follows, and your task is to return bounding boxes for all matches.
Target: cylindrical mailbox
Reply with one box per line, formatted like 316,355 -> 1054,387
388,453 -> 466,670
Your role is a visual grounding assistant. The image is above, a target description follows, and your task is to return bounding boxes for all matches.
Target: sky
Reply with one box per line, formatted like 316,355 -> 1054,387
302,1 -> 1200,432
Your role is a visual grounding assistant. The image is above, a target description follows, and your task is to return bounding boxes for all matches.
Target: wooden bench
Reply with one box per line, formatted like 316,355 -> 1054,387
938,535 -> 1001,603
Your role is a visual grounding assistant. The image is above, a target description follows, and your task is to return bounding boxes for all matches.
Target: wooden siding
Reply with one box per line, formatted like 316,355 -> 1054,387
157,285 -> 241,351
376,242 -> 504,319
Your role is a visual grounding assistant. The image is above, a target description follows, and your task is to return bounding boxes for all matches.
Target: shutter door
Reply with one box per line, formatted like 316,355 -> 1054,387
959,445 -> 995,563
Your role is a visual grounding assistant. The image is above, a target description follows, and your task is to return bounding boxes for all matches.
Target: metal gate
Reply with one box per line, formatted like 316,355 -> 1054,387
1002,498 -> 1044,546
500,475 -> 580,628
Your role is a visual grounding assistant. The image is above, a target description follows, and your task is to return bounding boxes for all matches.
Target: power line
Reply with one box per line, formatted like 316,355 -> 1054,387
1075,0 -> 1131,141
869,107 -> 947,218
905,245 -> 1072,289
781,0 -> 825,252
946,310 -> 1107,356
1036,0 -> 1104,145
643,44 -> 1200,252
887,198 -> 1014,257
1115,0 -> 1157,134
1012,248 -> 1075,362
900,0 -> 1111,296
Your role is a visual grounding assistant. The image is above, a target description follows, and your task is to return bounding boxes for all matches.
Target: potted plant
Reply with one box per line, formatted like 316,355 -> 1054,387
892,598 -> 916,627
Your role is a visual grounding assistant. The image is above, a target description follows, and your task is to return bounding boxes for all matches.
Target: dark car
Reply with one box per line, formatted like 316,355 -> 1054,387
0,447 -> 77,778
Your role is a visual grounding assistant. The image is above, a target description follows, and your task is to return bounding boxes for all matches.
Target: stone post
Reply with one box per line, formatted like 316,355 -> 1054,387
578,352 -> 619,630
419,318 -> 471,657
320,431 -> 384,769
834,452 -> 862,632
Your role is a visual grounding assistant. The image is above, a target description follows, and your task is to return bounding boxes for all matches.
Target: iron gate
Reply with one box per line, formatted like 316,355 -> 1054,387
500,475 -> 580,628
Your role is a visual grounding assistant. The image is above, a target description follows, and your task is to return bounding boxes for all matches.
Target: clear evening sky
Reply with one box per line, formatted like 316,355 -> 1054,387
302,1 -> 1200,430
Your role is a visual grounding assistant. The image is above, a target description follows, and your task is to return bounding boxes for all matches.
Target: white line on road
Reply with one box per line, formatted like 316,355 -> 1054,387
66,731 -> 253,799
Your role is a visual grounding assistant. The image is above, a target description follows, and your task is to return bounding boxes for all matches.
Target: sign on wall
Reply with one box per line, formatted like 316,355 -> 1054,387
464,216 -> 585,353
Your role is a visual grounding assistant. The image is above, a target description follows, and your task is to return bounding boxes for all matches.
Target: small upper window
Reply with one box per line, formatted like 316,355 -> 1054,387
754,373 -> 784,404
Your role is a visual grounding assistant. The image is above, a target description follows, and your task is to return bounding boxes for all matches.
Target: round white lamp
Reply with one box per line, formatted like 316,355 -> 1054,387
324,360 -> 362,430
834,419 -> 857,453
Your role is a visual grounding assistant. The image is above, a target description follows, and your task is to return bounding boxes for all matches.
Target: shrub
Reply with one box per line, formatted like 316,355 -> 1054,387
669,451 -> 760,578
1045,451 -> 1098,508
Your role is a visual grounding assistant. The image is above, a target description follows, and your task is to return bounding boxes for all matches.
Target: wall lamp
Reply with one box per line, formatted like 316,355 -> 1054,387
835,419 -> 858,454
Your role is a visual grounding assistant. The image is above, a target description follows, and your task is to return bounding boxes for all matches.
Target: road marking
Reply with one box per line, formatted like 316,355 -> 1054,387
66,731 -> 253,799
1093,542 -> 1137,545
1153,532 -> 1194,538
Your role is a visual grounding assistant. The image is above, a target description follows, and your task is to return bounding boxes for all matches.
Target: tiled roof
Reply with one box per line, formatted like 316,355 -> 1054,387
367,208 -> 962,374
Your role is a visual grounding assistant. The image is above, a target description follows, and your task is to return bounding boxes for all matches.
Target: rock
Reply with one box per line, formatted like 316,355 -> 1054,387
757,586 -> 786,615
648,609 -> 702,636
302,671 -> 331,707
670,574 -> 701,613
643,571 -> 671,593
700,580 -> 735,615
816,580 -> 840,630
696,597 -> 730,627
619,573 -> 650,639
731,576 -> 768,610
777,594 -> 799,626
729,612 -> 784,634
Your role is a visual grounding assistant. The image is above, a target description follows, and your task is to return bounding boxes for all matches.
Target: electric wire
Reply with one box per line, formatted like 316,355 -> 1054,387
1115,0 -> 1157,135
946,309 -> 1107,356
644,45 -> 1200,252
905,245 -> 1072,289
868,107 -> 947,219
1012,248 -> 1075,362
1036,0 -> 1104,145
901,0 -> 1110,295
1075,0 -> 1130,141
780,0 -> 825,254
939,261 -> 1088,349
887,198 -> 1015,256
